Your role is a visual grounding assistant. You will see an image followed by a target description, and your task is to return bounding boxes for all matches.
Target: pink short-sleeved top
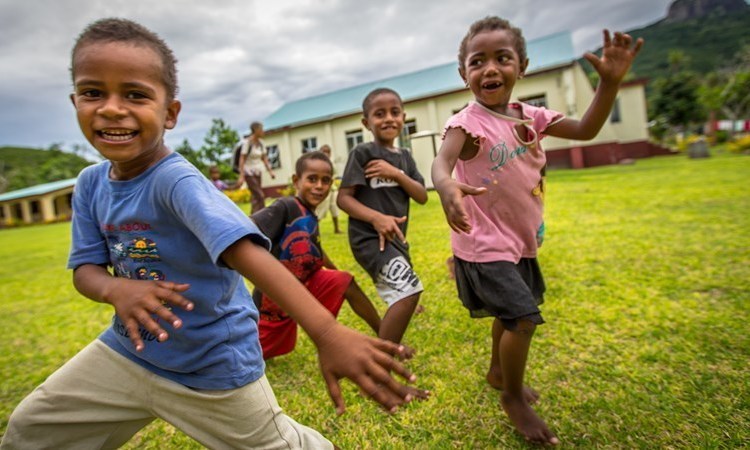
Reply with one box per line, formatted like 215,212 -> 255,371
444,101 -> 564,263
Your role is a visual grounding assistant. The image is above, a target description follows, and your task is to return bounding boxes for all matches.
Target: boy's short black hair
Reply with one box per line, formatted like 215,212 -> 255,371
71,18 -> 179,101
362,88 -> 403,117
295,151 -> 333,177
458,16 -> 526,70
250,122 -> 263,133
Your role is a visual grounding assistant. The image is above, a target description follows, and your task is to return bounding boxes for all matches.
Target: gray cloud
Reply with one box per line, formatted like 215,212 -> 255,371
0,0 -> 671,152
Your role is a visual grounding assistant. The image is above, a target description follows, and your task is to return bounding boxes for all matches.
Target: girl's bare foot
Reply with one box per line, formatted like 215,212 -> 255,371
486,366 -> 540,404
501,392 -> 559,445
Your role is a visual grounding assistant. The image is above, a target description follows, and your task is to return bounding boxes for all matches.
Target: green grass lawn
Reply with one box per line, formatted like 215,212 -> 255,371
1,153 -> 748,449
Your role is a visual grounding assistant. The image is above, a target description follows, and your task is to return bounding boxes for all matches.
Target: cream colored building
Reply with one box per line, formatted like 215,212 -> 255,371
258,31 -> 668,194
0,178 -> 75,226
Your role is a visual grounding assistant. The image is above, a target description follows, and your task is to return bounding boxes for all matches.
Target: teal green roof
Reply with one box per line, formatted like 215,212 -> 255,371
264,31 -> 575,131
0,178 -> 77,202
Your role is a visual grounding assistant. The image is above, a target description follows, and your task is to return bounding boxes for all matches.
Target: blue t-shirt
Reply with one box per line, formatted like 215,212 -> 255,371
68,152 -> 270,390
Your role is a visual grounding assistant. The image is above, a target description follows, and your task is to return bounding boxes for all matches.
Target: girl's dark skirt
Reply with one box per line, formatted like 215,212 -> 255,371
453,256 -> 546,330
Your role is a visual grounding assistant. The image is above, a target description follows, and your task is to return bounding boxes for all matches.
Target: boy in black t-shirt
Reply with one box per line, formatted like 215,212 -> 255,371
338,88 -> 428,368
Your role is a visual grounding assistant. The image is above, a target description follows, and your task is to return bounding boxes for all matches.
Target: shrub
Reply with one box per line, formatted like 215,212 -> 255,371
727,134 -> 750,153
224,188 -> 250,204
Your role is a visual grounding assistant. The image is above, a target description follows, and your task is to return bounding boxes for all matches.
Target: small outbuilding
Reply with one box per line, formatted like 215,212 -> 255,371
0,178 -> 76,226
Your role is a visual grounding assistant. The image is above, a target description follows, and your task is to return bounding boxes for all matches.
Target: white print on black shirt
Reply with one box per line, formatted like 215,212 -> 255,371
369,177 -> 399,189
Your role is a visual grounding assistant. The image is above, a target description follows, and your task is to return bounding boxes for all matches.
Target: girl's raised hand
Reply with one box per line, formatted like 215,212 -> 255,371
106,278 -> 193,351
583,30 -> 644,85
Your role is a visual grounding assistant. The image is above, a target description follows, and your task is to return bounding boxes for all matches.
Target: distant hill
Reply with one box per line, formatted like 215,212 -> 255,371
0,146 -> 93,193
583,0 -> 750,83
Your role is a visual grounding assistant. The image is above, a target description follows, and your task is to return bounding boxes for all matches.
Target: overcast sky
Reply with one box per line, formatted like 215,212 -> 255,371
0,0 -> 673,154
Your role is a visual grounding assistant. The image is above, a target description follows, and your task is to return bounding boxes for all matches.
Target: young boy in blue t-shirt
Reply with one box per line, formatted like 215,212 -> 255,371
1,18 -> 419,450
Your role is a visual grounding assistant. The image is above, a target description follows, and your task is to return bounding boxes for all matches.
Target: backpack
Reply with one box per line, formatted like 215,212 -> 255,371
231,141 -> 244,174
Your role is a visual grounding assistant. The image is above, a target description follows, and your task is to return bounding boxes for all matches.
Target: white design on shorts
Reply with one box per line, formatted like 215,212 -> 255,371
376,255 -> 424,306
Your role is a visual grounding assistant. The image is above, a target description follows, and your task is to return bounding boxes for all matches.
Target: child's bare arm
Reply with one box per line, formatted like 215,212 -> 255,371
72,264 -> 194,351
546,30 -> 643,140
431,128 -> 487,234
363,159 -> 427,204
221,238 -> 418,414
338,186 -> 407,251
322,251 -> 337,270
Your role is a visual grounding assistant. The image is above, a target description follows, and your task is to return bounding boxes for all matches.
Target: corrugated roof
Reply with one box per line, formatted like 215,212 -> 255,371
264,31 -> 575,131
0,178 -> 77,202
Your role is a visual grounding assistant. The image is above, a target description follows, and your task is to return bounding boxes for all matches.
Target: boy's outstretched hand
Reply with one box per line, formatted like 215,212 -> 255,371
73,264 -> 194,352
584,30 -> 644,85
372,213 -> 407,251
106,278 -> 193,352
314,322 -> 423,414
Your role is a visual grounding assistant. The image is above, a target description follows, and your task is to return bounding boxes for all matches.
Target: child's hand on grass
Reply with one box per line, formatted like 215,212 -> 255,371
105,279 -> 193,352
314,322 -> 423,414
438,179 -> 486,234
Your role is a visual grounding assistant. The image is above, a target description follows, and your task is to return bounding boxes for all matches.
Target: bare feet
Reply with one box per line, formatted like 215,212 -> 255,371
486,366 -> 540,404
501,392 -> 559,446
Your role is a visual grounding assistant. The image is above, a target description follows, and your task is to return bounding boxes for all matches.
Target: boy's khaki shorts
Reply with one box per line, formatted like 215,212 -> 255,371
1,340 -> 333,450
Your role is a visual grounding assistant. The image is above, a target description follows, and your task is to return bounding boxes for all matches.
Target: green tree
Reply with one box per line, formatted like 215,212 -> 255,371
174,138 -> 202,170
200,118 -> 240,176
699,45 -> 750,138
649,51 -> 705,134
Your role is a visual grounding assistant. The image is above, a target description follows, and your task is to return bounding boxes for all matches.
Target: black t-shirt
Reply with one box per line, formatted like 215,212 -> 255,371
340,142 -> 424,279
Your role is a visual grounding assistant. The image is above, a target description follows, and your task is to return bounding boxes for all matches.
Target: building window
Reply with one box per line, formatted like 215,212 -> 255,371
400,119 -> 418,148
266,144 -> 281,169
345,129 -> 364,151
301,137 -> 317,154
610,98 -> 621,123
519,94 -> 547,108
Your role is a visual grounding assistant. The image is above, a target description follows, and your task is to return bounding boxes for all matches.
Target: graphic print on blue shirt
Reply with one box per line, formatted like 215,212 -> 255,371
278,213 -> 323,282
106,231 -> 165,342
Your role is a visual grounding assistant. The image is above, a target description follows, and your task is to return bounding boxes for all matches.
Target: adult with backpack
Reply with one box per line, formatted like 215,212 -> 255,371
236,121 -> 276,214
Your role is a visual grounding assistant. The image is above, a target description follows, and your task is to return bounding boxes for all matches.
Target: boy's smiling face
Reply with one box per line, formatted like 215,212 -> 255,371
71,41 -> 181,180
293,158 -> 333,210
362,92 -> 405,148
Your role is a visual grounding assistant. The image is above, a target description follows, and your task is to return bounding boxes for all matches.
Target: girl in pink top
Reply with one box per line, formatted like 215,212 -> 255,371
432,16 -> 642,446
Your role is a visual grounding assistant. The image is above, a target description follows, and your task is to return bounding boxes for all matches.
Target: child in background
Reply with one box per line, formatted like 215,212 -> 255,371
431,16 -> 642,445
338,88 -> 428,365
1,18 -> 419,450
208,164 -> 240,191
315,144 -> 342,233
252,151 -> 382,359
